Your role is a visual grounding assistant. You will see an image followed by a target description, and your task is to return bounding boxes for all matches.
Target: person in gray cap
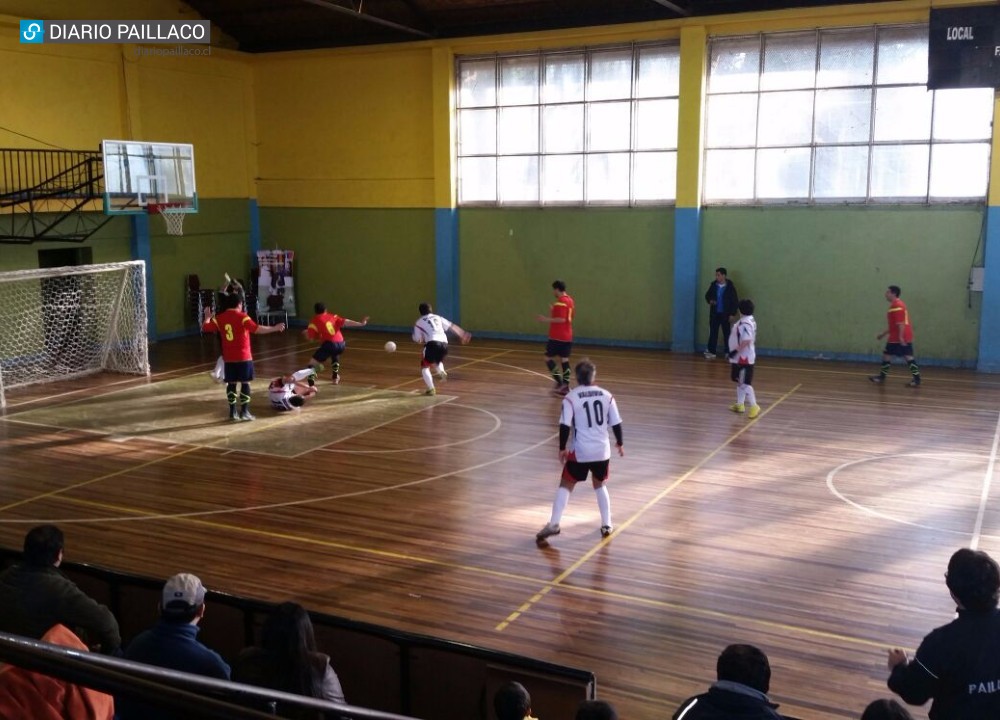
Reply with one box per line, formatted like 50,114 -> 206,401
117,573 -> 230,720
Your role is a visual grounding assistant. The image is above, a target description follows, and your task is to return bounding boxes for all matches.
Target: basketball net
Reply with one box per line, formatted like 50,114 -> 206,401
148,203 -> 186,236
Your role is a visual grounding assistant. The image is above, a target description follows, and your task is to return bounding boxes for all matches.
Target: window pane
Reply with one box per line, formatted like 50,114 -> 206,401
815,88 -> 871,144
814,145 -> 869,198
589,49 -> 633,101
459,157 -> 496,202
757,147 -> 811,198
704,149 -> 755,200
498,156 -> 538,203
706,94 -> 759,147
499,56 -> 539,105
877,26 -> 927,85
933,88 -> 994,140
637,45 -> 680,97
930,143 -> 989,198
635,99 -> 677,150
586,153 -> 630,202
458,59 -> 495,107
634,151 -> 676,201
588,102 -> 631,152
761,32 -> 816,91
871,144 -> 928,198
459,109 -> 496,155
498,107 -> 538,154
874,87 -> 931,142
758,90 -> 814,146
541,155 -> 583,203
542,105 -> 583,153
709,37 -> 760,93
543,53 -> 585,103
818,28 -> 874,88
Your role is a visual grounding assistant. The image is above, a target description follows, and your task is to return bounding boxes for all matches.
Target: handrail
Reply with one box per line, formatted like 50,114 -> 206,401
0,631 -> 421,720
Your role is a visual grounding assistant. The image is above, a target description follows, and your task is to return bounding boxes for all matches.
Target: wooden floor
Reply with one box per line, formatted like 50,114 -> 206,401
2,332 -> 999,720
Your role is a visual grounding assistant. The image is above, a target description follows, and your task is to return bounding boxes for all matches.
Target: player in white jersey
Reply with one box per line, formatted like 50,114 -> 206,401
536,359 -> 624,543
267,368 -> 318,411
411,302 -> 471,396
727,299 -> 760,419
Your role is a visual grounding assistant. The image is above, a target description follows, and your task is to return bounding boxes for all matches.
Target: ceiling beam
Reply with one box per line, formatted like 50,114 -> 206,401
300,0 -> 434,38
647,0 -> 690,16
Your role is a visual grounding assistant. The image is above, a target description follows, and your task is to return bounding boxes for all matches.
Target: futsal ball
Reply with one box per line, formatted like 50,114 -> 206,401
385,341 -> 397,353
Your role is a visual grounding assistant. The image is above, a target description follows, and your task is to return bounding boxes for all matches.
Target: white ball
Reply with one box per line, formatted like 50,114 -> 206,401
384,341 -> 397,353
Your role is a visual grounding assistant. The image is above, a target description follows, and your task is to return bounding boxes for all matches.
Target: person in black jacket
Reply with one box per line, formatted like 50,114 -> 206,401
886,547 -> 1000,719
703,267 -> 739,359
672,643 -> 785,719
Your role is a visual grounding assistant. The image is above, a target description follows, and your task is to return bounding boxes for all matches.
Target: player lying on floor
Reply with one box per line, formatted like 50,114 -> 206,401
267,368 -> 319,412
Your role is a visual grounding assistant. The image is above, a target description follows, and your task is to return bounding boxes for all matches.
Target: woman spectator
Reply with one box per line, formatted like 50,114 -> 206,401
234,602 -> 346,718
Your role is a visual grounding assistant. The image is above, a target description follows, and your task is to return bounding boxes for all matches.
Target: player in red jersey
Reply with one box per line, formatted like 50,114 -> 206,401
202,295 -> 285,421
869,285 -> 921,387
302,302 -> 369,384
536,280 -> 575,396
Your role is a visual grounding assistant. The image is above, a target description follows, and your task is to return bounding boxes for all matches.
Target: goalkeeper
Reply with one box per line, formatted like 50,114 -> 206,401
202,294 -> 285,422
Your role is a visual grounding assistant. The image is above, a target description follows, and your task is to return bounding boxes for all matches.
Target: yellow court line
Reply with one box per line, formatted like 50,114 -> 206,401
56,489 -> 888,653
494,383 -> 803,632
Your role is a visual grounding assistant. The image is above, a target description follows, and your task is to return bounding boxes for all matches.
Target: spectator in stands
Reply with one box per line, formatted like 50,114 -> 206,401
886,547 -> 1000,719
577,699 -> 618,720
117,573 -> 230,720
0,524 -> 120,654
860,699 -> 913,720
672,643 -> 785,719
233,601 -> 346,717
493,681 -> 537,720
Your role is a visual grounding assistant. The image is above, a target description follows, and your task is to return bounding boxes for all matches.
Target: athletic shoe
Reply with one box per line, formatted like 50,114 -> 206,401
703,350 -> 716,359
239,408 -> 255,422
600,525 -> 613,538
747,404 -> 761,419
332,373 -> 341,385
437,369 -> 448,380
906,378 -> 921,387
729,403 -> 745,414
536,523 -> 561,542
557,384 -> 570,396
552,378 -> 563,391
228,406 -> 239,422
868,375 -> 885,384
424,388 -> 436,396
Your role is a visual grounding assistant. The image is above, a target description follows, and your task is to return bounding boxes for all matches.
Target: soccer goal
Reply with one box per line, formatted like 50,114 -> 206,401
0,260 -> 150,409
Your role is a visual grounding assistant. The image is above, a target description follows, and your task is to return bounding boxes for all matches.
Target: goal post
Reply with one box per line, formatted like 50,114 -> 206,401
0,260 -> 150,409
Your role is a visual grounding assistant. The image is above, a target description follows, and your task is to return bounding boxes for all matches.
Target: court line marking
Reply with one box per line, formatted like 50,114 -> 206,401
319,404 -> 502,454
494,382 -> 803,632
382,349 -> 514,391
971,409 -> 1000,549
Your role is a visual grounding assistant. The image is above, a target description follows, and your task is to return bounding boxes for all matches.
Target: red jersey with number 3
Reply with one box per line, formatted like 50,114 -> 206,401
887,298 -> 913,344
306,312 -> 346,343
202,309 -> 258,361
549,293 -> 574,342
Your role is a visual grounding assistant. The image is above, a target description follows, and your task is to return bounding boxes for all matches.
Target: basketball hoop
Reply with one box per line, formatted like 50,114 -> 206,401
147,203 -> 187,236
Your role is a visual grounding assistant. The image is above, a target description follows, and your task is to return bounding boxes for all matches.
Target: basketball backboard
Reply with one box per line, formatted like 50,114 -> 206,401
101,140 -> 197,215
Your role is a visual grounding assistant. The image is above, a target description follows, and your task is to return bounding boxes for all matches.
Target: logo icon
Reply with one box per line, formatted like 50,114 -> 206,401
20,20 -> 44,43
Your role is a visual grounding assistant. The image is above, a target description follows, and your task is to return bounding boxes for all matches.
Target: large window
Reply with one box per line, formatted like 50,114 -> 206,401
704,26 -> 994,203
456,44 -> 680,206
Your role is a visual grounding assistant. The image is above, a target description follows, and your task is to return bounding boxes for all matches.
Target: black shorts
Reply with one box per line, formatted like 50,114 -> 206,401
730,363 -> 754,385
224,361 -> 254,383
313,341 -> 346,362
562,458 -> 611,483
545,340 -> 572,359
884,343 -> 914,357
423,341 -> 449,365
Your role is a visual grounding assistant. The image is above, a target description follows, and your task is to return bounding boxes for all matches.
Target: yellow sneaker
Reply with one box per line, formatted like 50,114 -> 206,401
729,403 -> 745,414
747,404 -> 761,419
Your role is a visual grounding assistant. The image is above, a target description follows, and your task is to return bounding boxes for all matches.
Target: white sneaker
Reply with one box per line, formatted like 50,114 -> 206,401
703,350 -> 715,359
436,369 -> 448,380
535,522 -> 561,542
600,525 -> 613,538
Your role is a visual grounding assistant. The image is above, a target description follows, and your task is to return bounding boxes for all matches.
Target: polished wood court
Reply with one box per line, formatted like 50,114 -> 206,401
1,333 -> 998,720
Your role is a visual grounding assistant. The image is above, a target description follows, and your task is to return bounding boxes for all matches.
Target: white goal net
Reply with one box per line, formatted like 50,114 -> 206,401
0,260 -> 150,409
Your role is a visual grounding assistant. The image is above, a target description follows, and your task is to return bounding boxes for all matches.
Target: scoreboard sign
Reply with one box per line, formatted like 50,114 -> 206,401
929,6 -> 1000,89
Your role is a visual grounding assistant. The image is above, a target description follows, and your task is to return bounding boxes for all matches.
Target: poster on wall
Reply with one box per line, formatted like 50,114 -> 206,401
257,249 -> 296,317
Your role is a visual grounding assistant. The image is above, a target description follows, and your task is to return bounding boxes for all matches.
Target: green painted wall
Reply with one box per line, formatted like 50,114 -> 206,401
258,208 -> 435,328
150,198 -> 251,337
700,206 -> 983,364
0,216 -> 131,270
460,208 -> 674,345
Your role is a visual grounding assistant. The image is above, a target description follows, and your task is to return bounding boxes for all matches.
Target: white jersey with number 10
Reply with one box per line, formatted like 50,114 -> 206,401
560,385 -> 622,463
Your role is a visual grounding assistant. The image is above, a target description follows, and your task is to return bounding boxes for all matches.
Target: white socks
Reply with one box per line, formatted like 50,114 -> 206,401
291,368 -> 314,382
594,485 -> 612,527
421,366 -> 434,390
744,385 -> 757,407
550,486 -> 571,525
736,384 -> 747,405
